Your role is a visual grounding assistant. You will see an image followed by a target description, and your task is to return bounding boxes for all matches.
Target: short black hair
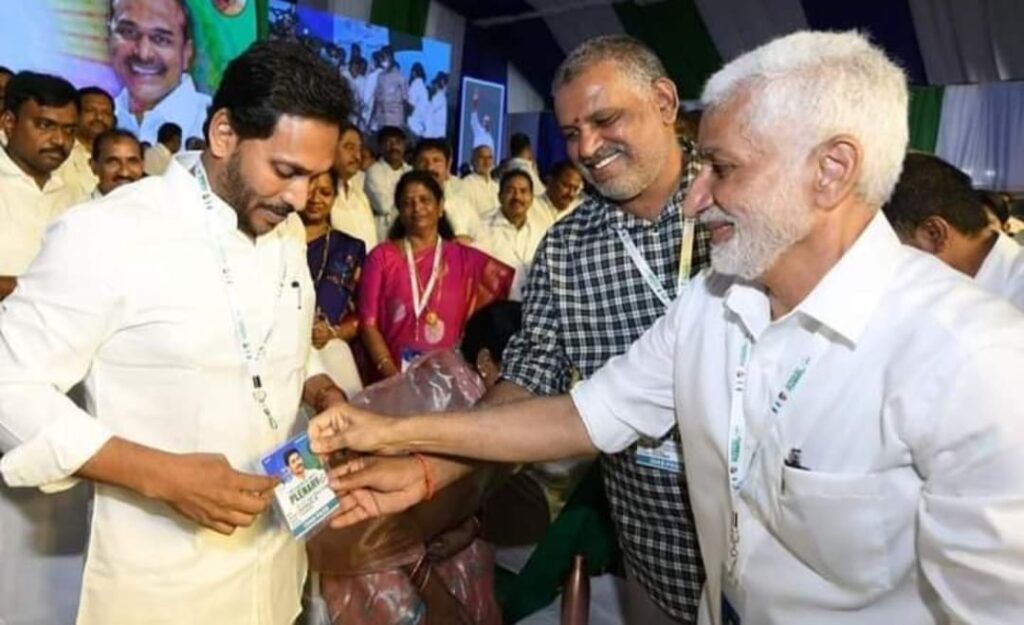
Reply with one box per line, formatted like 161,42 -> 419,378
413,138 -> 451,163
3,71 -> 78,115
209,39 -> 351,141
460,301 -> 523,365
377,125 -> 406,143
882,153 -> 988,237
549,159 -> 578,181
91,128 -> 141,162
156,122 -> 182,145
109,0 -> 193,41
76,86 -> 114,110
388,170 -> 455,240
284,448 -> 301,463
0,66 -> 14,77
499,168 -> 533,194
510,132 -> 531,157
339,119 -> 361,139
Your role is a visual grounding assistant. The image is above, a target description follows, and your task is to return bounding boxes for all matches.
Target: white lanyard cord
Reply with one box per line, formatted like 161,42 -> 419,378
194,163 -> 286,430
615,215 -> 696,309
725,334 -> 828,576
403,237 -> 443,320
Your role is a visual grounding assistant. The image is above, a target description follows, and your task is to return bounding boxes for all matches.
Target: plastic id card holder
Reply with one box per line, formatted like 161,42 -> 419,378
634,436 -> 683,473
260,432 -> 340,539
720,565 -> 747,625
399,347 -> 424,373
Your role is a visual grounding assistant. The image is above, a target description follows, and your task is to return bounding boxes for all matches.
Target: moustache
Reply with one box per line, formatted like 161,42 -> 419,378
125,57 -> 167,74
259,202 -> 296,217
697,205 -> 734,225
40,148 -> 69,159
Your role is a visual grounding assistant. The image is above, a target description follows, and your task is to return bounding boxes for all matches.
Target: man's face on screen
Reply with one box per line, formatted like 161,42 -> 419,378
109,0 -> 194,113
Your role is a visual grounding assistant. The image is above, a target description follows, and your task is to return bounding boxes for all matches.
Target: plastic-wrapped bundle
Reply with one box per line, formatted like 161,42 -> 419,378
305,350 -> 500,625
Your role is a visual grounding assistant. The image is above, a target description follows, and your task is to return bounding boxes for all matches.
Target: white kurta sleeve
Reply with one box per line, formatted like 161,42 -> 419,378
0,212 -> 123,489
570,290 -> 684,453
911,343 -> 1024,622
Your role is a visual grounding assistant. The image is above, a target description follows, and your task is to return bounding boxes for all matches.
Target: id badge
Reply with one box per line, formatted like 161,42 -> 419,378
260,432 -> 340,539
720,565 -> 746,625
634,437 -> 682,473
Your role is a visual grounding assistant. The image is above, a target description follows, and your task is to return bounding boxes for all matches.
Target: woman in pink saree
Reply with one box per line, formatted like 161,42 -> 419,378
359,170 -> 513,378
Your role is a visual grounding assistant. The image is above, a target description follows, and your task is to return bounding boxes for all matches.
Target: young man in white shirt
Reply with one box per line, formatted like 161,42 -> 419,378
330,122 -> 378,249
0,71 -> 81,300
0,40 -> 350,625
480,169 -> 549,300
108,0 -> 212,144
363,124 -> 410,239
311,31 -> 1024,625
460,144 -> 500,216
58,86 -> 115,200
883,152 -> 1024,310
413,137 -> 484,242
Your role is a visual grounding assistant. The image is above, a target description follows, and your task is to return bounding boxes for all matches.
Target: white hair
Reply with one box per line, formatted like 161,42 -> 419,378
702,31 -> 908,208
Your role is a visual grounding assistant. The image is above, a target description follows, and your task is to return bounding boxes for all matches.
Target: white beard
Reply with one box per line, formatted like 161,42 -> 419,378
700,182 -> 813,280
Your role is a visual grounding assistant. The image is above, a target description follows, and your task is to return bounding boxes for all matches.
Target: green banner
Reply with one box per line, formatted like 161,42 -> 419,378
615,0 -> 722,100
370,0 -> 430,37
908,85 -> 944,153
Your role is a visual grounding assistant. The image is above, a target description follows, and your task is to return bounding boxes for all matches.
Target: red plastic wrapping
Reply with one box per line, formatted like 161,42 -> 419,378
305,350 -> 500,624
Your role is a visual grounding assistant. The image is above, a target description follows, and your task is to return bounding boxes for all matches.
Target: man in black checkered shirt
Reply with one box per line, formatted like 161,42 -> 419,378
316,35 -> 709,624
488,35 -> 709,623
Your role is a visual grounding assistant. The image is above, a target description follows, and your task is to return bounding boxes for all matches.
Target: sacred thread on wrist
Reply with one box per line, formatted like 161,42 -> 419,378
413,453 -> 435,501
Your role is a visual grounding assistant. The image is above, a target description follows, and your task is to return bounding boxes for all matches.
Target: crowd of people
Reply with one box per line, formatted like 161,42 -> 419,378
1,11 -> 1024,625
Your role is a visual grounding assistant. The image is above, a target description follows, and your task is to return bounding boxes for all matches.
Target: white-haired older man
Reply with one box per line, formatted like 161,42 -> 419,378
310,31 -> 1024,624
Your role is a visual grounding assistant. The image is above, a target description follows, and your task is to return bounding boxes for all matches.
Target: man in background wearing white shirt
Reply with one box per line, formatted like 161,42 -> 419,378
109,0 -> 212,144
883,152 -> 1024,310
143,121 -> 181,175
0,71 -> 80,301
503,131 -> 546,197
534,159 -> 583,225
364,124 -> 410,240
311,31 -> 1024,625
89,127 -> 144,199
481,169 -> 548,300
413,137 -> 484,242
0,40 -> 350,625
460,144 -> 499,216
58,86 -> 115,200
0,72 -> 90,625
330,121 -> 378,250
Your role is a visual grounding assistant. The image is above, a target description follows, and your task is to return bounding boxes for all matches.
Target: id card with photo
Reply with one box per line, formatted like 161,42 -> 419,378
260,433 -> 340,539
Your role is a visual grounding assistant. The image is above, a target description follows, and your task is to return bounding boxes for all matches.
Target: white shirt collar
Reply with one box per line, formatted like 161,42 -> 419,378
115,75 -> 202,125
0,145 -> 65,193
167,151 -> 238,232
724,211 -> 901,346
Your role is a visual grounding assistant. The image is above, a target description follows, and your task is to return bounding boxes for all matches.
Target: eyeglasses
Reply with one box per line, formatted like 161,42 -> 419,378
109,20 -> 182,49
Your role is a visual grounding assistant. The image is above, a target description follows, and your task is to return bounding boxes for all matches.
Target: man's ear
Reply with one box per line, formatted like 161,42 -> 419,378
205,108 -> 238,160
812,135 -> 862,211
913,216 -> 951,254
652,77 -> 680,126
0,110 -> 15,139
